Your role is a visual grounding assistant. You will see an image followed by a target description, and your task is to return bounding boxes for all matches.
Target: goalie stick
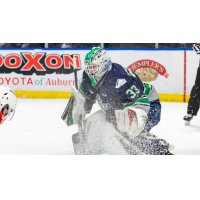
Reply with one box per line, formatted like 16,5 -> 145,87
61,56 -> 85,154
72,57 -> 85,154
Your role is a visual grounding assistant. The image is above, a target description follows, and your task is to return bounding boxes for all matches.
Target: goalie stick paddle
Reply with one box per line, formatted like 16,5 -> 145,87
61,96 -> 74,126
61,56 -> 78,124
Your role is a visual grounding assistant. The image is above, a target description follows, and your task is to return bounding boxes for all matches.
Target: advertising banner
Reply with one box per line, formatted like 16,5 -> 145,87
0,49 -> 88,98
0,48 -> 197,101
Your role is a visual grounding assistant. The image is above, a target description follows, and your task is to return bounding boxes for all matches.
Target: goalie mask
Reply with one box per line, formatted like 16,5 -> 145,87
0,86 -> 17,121
84,47 -> 112,86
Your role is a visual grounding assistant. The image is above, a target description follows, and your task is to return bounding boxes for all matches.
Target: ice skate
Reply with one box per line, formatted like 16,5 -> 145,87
165,151 -> 174,155
183,114 -> 193,125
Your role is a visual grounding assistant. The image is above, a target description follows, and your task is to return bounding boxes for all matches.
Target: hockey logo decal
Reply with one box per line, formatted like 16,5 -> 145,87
0,53 -> 81,75
115,79 -> 127,88
127,60 -> 169,82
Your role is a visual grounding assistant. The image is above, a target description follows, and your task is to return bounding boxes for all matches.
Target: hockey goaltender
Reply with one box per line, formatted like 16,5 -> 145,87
62,47 -> 175,155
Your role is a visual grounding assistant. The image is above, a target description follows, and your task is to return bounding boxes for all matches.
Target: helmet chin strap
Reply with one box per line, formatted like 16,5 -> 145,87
2,114 -> 8,120
2,111 -> 14,121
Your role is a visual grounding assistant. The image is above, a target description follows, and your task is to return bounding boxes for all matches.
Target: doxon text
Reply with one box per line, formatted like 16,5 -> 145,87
0,53 -> 81,75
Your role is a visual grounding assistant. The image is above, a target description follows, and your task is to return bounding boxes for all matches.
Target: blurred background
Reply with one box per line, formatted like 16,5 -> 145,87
0,43 -> 194,48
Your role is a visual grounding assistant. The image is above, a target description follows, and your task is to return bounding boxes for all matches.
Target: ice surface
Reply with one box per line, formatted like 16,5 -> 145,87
0,98 -> 200,155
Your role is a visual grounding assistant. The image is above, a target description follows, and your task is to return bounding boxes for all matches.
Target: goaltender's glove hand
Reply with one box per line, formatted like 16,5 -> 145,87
115,107 -> 147,138
62,86 -> 95,126
193,43 -> 200,55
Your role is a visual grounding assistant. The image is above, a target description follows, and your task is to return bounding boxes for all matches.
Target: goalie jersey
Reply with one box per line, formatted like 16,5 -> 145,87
79,63 -> 151,114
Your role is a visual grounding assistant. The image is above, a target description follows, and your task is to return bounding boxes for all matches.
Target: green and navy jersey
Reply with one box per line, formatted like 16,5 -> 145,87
80,63 -> 150,114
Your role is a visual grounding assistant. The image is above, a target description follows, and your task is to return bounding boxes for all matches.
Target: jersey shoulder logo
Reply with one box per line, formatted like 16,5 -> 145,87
115,79 -> 127,88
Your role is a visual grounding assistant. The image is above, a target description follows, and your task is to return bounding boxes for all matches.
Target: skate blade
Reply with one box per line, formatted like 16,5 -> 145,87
184,120 -> 190,126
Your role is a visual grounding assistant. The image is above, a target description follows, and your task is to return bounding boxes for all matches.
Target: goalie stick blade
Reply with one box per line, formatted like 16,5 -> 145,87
61,96 -> 74,126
